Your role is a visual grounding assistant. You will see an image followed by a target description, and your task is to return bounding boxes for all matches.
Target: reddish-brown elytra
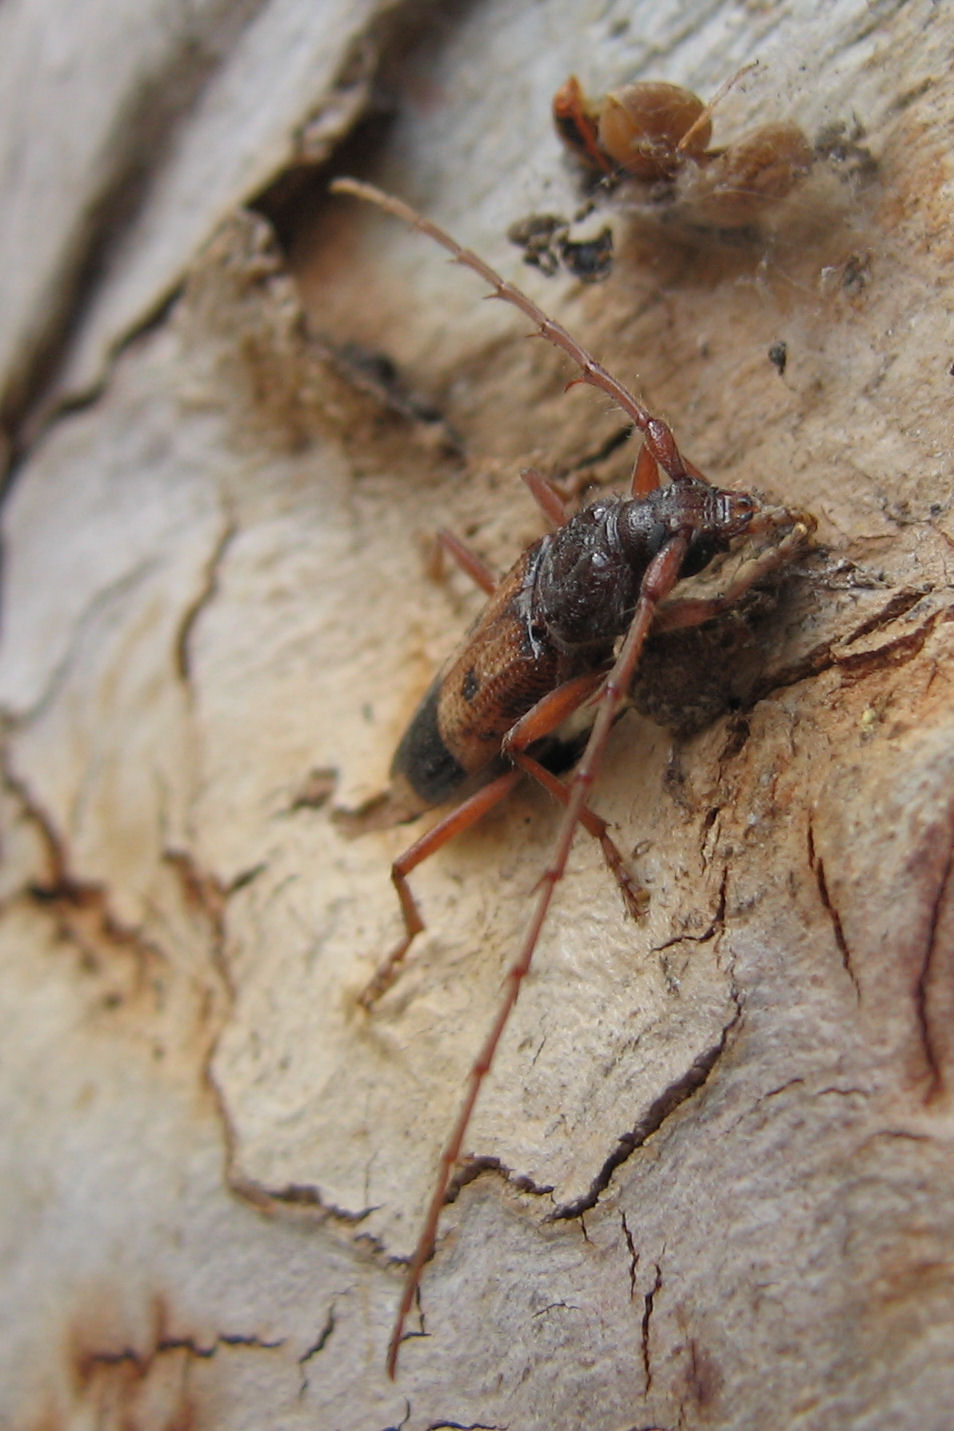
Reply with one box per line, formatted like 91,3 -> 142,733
552,74 -> 814,226
330,176 -> 814,1377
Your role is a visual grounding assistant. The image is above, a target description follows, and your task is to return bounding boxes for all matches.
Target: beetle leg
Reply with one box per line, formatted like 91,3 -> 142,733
674,63 -> 757,155
358,769 -> 523,1010
501,673 -> 648,919
435,528 -> 498,595
655,511 -> 814,633
521,466 -> 569,527
363,667 -> 649,1011
552,74 -> 614,173
436,466 -> 568,595
631,442 -> 660,496
511,753 -> 649,919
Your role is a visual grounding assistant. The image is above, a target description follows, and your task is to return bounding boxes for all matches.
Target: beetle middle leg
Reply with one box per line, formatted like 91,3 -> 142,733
433,528 -> 498,594
435,467 -> 568,593
500,678 -> 650,922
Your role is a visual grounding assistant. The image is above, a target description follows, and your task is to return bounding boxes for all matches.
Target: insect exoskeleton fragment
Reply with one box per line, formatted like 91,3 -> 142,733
330,175 -> 815,1377
552,73 -> 814,226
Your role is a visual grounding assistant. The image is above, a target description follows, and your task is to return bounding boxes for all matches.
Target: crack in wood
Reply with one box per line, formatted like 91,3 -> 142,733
758,599 -> 954,700
549,1003 -> 741,1221
174,514 -> 238,683
807,818 -> 861,1000
447,1154 -> 555,1205
5,762 -> 169,975
76,1327 -> 286,1387
620,1209 -> 640,1301
641,1263 -> 663,1391
914,820 -> 954,1103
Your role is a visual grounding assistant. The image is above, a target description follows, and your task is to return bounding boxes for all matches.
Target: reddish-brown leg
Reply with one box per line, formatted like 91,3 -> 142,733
437,472 -> 567,598
521,466 -> 569,526
385,534 -> 689,1378
361,670 -> 646,1010
510,754 -> 649,919
435,528 -> 497,595
358,769 -> 522,1009
500,673 -> 648,919
631,442 -> 660,496
655,509 -> 814,634
552,75 -> 614,173
436,471 -> 566,598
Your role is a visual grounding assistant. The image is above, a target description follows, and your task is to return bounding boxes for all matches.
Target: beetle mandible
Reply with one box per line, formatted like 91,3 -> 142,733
331,176 -> 813,1377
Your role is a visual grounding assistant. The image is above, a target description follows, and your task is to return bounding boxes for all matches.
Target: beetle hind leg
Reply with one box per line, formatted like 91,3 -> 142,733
358,769 -> 522,1009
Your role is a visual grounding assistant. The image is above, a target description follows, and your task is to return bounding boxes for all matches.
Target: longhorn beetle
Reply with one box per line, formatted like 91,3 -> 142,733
331,176 -> 813,1377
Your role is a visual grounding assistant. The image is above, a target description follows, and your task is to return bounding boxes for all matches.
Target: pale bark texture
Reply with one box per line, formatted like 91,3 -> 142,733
2,1 -> 954,1428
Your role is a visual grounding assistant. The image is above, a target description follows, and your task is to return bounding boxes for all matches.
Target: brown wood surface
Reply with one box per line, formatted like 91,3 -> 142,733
2,1 -> 953,1427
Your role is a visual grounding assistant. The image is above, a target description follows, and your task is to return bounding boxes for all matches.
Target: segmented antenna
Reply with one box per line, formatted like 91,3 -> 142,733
330,177 -> 691,483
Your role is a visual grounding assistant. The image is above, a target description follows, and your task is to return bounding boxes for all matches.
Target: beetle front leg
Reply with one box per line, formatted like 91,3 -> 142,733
655,509 -> 815,634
